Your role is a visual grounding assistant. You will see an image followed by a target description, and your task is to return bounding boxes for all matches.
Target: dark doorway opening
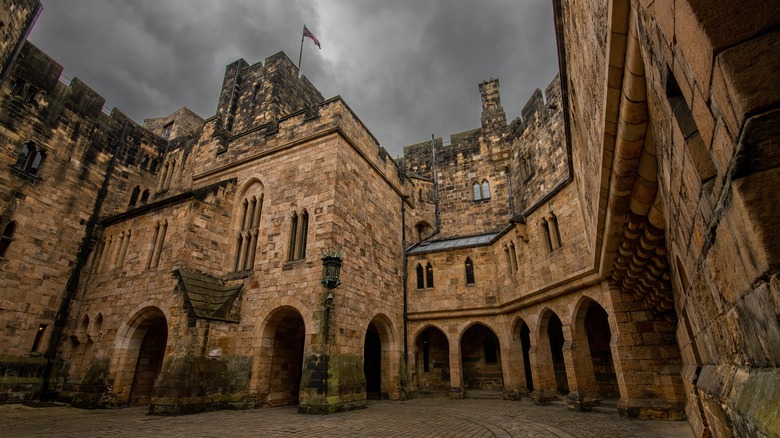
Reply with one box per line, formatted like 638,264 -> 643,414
129,317 -> 167,406
585,303 -> 618,397
548,313 -> 569,394
460,324 -> 503,391
364,323 -> 382,399
266,308 -> 306,407
415,327 -> 450,391
520,321 -> 534,392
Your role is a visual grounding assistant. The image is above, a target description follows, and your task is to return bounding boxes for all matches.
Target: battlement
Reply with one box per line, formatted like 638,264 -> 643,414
143,107 -> 204,141
215,50 -> 324,135
512,74 -> 561,133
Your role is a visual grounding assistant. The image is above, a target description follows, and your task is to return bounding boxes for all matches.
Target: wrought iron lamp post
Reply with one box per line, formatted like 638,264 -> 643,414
321,249 -> 342,302
321,249 -> 342,343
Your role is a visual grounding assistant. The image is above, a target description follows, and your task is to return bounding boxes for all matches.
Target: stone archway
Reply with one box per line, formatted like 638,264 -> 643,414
580,299 -> 618,397
460,323 -> 503,392
548,314 -> 568,395
414,326 -> 450,392
363,314 -> 398,399
364,323 -> 382,399
129,316 -> 168,406
259,306 -> 306,407
537,309 -> 568,395
512,318 -> 534,393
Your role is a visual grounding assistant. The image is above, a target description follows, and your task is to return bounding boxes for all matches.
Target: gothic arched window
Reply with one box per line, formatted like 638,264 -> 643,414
0,220 -> 16,258
235,185 -> 264,271
15,142 -> 45,176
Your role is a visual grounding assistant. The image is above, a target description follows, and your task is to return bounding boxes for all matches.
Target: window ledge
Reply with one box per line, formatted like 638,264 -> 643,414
226,270 -> 253,280
472,198 -> 491,204
283,259 -> 306,270
9,165 -> 42,183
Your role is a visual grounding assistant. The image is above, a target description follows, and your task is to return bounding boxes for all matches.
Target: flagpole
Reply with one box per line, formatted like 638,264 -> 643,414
298,25 -> 305,72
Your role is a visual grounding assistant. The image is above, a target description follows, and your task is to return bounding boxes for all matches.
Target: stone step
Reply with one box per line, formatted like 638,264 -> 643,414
417,388 -> 449,397
465,390 -> 503,400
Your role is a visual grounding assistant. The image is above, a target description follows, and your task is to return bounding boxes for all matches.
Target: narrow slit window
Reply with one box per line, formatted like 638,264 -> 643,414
298,210 -> 309,259
465,257 -> 475,285
509,243 -> 518,271
128,186 -> 141,207
416,263 -> 425,289
288,213 -> 298,261
426,262 -> 434,288
549,214 -> 562,248
31,324 -> 48,353
542,219 -> 553,253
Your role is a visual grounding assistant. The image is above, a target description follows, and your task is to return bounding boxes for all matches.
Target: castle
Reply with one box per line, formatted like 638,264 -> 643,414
1,1 -> 778,436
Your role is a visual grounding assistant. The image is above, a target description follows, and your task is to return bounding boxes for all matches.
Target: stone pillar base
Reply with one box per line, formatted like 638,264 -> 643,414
503,389 -> 523,400
617,397 -> 687,420
566,391 -> 602,411
448,387 -> 464,399
297,353 -> 367,414
530,389 -> 558,405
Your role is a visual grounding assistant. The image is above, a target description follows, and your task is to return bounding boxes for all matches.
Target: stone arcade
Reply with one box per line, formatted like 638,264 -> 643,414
1,1 -> 778,436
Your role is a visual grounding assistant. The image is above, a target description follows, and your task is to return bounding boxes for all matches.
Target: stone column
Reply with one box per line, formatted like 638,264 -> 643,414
448,337 -> 464,399
564,321 -> 599,411
530,323 -> 557,404
501,328 -> 524,400
609,285 -> 686,419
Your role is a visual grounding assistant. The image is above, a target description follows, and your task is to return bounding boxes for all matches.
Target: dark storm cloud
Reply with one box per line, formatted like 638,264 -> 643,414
29,1 -> 557,157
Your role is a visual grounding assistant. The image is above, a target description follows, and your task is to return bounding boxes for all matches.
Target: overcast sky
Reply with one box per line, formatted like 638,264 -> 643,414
28,0 -> 559,157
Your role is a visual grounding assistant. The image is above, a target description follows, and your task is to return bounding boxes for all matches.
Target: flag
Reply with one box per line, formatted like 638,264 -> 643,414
303,25 -> 321,49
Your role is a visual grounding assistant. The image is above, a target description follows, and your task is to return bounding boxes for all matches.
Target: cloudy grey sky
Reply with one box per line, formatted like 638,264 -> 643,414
28,0 -> 559,157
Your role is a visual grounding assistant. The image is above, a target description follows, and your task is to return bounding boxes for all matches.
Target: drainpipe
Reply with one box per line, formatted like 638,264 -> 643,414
39,121 -> 128,400
401,195 -> 408,364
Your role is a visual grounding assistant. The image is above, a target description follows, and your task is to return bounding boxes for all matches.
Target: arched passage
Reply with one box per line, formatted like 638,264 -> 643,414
116,307 -> 168,406
260,306 -> 306,407
460,323 -> 503,391
548,314 -> 568,394
364,323 -> 382,399
537,309 -> 568,395
363,314 -> 397,400
414,326 -> 449,391
512,318 -> 534,392
573,299 -> 619,398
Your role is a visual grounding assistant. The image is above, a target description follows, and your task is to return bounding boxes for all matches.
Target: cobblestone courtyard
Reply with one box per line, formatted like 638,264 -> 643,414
1,397 -> 693,437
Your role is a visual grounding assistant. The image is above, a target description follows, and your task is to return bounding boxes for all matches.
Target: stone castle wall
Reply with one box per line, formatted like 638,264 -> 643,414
215,52 -> 323,135
1,3 -> 777,435
0,0 -> 40,85
561,0 -> 780,435
510,75 -> 569,214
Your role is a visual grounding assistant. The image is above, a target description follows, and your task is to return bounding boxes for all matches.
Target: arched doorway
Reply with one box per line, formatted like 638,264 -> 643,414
548,313 -> 569,395
414,326 -> 449,391
460,324 -> 503,392
129,314 -> 168,406
583,301 -> 618,397
261,307 -> 306,407
519,320 -> 534,392
364,323 -> 382,399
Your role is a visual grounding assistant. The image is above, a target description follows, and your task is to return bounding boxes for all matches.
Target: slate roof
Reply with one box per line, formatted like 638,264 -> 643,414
174,269 -> 243,322
406,232 -> 501,255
